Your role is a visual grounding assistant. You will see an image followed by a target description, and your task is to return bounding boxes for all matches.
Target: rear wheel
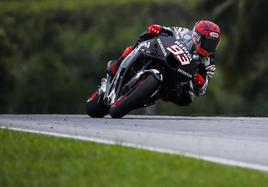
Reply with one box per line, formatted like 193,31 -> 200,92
109,74 -> 159,118
86,91 -> 109,118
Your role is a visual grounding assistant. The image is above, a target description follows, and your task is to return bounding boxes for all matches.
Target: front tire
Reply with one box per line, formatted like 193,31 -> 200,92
86,92 -> 109,118
109,74 -> 159,118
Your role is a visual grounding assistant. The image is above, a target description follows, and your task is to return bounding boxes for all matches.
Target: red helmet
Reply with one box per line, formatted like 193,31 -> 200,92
192,20 -> 221,57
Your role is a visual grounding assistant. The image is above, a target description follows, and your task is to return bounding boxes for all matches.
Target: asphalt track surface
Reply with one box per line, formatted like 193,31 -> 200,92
1,115 -> 268,172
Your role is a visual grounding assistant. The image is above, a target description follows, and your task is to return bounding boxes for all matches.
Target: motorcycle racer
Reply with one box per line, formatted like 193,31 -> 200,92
107,20 -> 221,106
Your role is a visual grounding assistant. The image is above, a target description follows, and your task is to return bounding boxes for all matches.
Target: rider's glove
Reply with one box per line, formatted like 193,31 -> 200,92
147,24 -> 162,35
205,64 -> 216,79
194,73 -> 205,87
161,26 -> 174,36
200,57 -> 216,79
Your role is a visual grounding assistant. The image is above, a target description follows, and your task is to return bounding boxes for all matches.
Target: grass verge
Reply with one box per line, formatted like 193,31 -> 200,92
1,128 -> 268,187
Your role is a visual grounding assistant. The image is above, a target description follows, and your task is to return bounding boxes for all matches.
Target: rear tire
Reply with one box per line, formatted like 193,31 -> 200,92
86,92 -> 109,118
109,74 -> 159,118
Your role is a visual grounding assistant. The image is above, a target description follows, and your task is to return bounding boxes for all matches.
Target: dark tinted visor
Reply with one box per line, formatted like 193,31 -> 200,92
200,37 -> 219,52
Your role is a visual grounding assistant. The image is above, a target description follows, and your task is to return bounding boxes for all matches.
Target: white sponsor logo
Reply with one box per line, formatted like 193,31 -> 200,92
177,68 -> 193,78
141,41 -> 151,48
157,38 -> 167,56
210,32 -> 219,38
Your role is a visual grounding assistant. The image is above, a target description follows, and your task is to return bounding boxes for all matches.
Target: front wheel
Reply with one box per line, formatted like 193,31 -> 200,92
109,74 -> 160,118
86,91 -> 109,118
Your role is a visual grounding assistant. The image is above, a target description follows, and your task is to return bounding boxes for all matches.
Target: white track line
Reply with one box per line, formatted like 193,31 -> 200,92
2,126 -> 268,172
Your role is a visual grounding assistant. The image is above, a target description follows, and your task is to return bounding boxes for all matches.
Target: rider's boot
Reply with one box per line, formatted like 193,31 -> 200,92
106,46 -> 133,76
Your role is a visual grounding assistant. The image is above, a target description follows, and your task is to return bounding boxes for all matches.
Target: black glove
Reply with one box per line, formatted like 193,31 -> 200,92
161,27 -> 174,36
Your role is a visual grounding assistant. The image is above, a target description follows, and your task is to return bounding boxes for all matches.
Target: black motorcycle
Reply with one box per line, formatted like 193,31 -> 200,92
86,34 -> 197,118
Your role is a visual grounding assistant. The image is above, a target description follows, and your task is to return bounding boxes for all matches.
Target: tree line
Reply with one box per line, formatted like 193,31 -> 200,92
0,0 -> 267,116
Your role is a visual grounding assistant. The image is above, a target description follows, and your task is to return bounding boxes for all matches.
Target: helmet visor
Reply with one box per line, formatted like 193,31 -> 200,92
200,37 -> 219,53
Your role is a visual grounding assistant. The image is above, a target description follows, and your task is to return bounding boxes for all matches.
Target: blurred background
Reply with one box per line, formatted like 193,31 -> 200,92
0,0 -> 267,116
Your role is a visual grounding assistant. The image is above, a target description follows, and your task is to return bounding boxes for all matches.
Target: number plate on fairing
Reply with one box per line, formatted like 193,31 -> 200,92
166,41 -> 193,66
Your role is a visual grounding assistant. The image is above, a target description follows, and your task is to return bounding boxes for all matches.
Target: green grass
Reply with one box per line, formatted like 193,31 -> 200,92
1,129 -> 268,187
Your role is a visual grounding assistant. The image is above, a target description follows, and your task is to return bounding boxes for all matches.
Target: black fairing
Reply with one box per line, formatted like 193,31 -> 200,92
107,34 -> 196,102
138,35 -> 195,82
